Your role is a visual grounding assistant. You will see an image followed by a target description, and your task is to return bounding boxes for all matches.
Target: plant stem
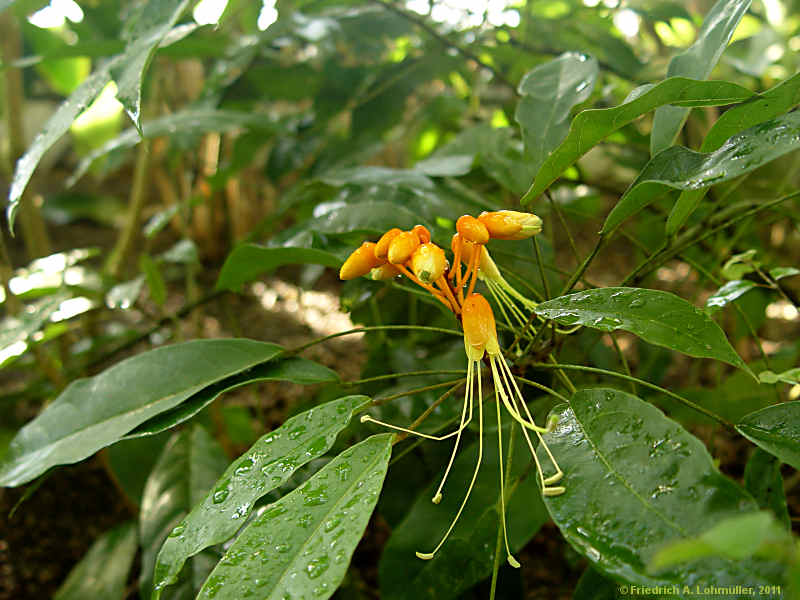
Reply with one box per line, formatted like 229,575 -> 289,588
288,325 -> 463,354
343,370 -> 466,386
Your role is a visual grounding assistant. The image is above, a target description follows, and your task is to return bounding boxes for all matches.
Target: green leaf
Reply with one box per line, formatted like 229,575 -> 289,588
571,568 -> 619,600
0,339 -> 283,487
152,395 -> 370,598
106,276 -> 145,310
541,388 -> 779,588
140,426 -> 229,599
514,52 -> 598,175
126,357 -> 339,438
650,0 -> 752,156
535,288 -> 747,369
216,244 -> 341,292
602,111 -> 800,234
0,292 -> 69,366
744,448 -> 791,529
380,423 -> 549,600
705,280 -> 757,314
648,511 -> 791,573
737,402 -> 800,470
195,433 -> 393,600
106,433 -> 170,506
320,166 -> 434,188
140,253 -> 167,307
53,522 -> 138,600
521,78 -> 753,204
758,368 -> 800,385
770,266 -> 800,281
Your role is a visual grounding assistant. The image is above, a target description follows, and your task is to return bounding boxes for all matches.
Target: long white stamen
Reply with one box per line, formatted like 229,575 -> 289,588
433,359 -> 475,503
487,282 -> 515,331
417,360 -> 484,561
513,398 -> 564,485
496,395 -> 520,568
492,356 -> 550,434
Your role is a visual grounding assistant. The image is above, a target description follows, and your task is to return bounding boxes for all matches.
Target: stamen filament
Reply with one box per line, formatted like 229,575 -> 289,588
465,249 -> 480,298
495,355 -> 552,433
495,392 -> 520,568
396,264 -> 451,309
360,414 -> 470,441
490,357 -> 551,434
436,276 -> 461,314
450,238 -> 462,285
417,361 -> 484,561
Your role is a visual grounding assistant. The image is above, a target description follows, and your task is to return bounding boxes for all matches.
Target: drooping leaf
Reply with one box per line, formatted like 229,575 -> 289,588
125,356 -> 339,438
140,426 -> 229,599
535,288 -> 747,369
602,111 -> 800,234
53,522 -> 138,600
514,52 -> 598,174
737,402 -> 800,470
770,266 -> 800,281
650,0 -> 752,156
705,280 -> 758,314
0,339 -> 283,487
520,78 -> 753,204
571,567 -> 619,600
151,395 -> 370,598
195,433 -> 393,600
216,245 -> 341,292
380,422 -> 549,600
106,433 -> 170,507
744,448 -> 791,529
541,388 -> 781,589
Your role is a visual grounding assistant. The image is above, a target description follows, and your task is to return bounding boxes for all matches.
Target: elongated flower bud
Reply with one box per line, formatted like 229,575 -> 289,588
412,224 -> 431,244
456,215 -> 489,245
461,293 -> 500,360
340,242 -> 383,280
478,211 -> 542,240
411,243 -> 446,283
375,228 -> 403,260
388,231 -> 420,264
370,264 -> 402,280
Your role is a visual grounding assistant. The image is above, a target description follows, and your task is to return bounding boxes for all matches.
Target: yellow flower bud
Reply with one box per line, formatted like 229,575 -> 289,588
461,293 -> 500,361
375,228 -> 402,260
369,264 -> 402,280
456,215 -> 489,245
412,224 -> 431,244
410,243 -> 447,283
478,210 -> 542,240
387,231 -> 421,265
339,242 -> 382,280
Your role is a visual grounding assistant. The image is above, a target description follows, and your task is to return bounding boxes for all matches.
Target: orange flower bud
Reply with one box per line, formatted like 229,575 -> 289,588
478,211 -> 542,240
410,243 -> 447,283
461,293 -> 500,360
370,264 -> 402,280
387,231 -> 420,265
375,228 -> 403,260
339,242 -> 382,280
456,215 -> 489,245
412,224 -> 431,244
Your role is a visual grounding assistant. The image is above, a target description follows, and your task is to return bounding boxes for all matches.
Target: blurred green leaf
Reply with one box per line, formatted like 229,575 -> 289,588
0,292 -> 69,367
53,522 -> 138,600
744,448 -> 791,529
542,388 -> 781,588
705,280 -> 758,314
737,402 -> 800,470
535,288 -> 747,369
139,253 -> 167,307
140,426 -> 229,599
152,395 -> 369,598
106,276 -> 145,310
650,0 -> 752,156
571,567 -> 620,600
0,339 -> 283,486
602,111 -> 800,234
521,78 -> 753,204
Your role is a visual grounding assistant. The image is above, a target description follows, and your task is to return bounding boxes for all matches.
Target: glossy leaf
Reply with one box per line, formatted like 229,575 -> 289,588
541,388 -> 780,588
535,288 -> 747,369
196,433 -> 393,600
53,522 -> 138,600
737,402 -> 800,470
0,339 -> 283,487
0,292 -> 69,364
571,568 -> 619,600
216,244 -> 341,292
106,433 -> 170,506
705,280 -> 757,314
514,52 -> 598,174
602,111 -> 800,234
648,511 -> 790,573
650,0 -> 752,156
380,423 -> 549,600
520,78 -> 753,204
152,395 -> 370,598
140,426 -> 229,599
744,448 -> 791,529
770,266 -> 800,281
125,356 -> 339,438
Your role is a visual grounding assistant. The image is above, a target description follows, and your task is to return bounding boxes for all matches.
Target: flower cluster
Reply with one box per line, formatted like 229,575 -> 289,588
340,210 -> 564,568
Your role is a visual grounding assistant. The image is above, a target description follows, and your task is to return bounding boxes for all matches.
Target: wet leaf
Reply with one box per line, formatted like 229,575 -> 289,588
535,288 -> 747,369
541,388 -> 781,589
151,395 -> 370,598
737,402 -> 800,470
650,0 -> 752,156
195,433 -> 393,600
571,567 -> 620,600
53,522 -> 138,600
705,280 -> 758,314
521,78 -> 753,204
216,245 -> 341,292
140,426 -> 229,599
744,448 -> 791,529
602,111 -> 800,234
0,339 -> 283,487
